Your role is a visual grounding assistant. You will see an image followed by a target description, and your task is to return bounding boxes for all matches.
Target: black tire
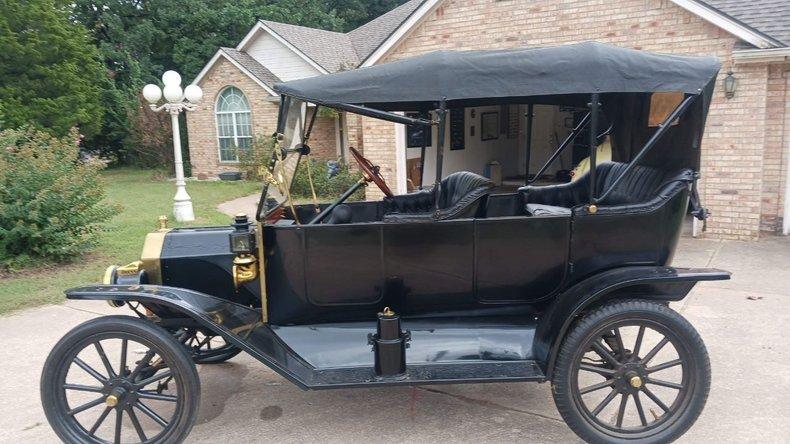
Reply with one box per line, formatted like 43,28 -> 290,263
41,315 -> 201,444
552,300 -> 710,444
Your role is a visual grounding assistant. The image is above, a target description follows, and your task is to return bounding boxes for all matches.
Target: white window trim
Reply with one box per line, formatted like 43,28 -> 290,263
215,86 -> 254,164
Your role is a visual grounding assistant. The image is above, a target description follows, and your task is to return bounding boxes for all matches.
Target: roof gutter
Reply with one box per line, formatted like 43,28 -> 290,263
733,47 -> 790,64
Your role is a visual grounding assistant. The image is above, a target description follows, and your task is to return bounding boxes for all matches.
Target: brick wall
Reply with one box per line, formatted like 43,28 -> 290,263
361,116 -> 400,200
308,115 -> 339,159
186,56 -> 338,179
363,0 -> 787,239
186,57 -> 278,178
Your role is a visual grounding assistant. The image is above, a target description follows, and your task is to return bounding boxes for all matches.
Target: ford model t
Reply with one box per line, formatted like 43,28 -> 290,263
41,42 -> 729,443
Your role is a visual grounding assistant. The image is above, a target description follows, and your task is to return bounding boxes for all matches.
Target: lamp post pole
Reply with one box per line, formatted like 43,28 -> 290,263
143,71 -> 203,222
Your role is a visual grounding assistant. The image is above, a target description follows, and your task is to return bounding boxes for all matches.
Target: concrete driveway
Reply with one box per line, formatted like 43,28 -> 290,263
1,236 -> 788,443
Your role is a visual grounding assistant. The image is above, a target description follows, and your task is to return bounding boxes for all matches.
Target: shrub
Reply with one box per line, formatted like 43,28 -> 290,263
239,136 -> 364,201
0,127 -> 117,269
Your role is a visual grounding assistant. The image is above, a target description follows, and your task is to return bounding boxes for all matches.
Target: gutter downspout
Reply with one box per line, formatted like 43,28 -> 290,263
784,87 -> 790,235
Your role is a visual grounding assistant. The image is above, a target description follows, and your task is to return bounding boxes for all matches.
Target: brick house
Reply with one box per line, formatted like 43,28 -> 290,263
187,0 -> 790,240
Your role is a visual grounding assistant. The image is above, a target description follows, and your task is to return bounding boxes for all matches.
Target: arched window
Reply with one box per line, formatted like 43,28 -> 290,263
215,87 -> 252,162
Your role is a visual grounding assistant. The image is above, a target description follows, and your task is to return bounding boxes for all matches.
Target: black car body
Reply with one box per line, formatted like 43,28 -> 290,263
43,42 -> 730,444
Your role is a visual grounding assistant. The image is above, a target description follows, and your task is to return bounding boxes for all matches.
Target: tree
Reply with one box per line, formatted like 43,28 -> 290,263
0,0 -> 105,138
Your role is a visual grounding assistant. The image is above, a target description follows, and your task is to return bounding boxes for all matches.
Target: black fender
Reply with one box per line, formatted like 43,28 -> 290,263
533,266 -> 730,380
66,285 -> 315,390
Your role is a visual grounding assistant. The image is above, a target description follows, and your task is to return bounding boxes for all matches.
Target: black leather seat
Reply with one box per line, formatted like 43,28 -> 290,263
520,162 -> 694,215
383,171 -> 494,222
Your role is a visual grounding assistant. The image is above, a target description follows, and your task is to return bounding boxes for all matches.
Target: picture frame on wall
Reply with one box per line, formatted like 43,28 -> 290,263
481,112 -> 499,141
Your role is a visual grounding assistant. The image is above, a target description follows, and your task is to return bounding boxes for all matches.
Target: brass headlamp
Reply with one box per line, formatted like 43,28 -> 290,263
229,213 -> 258,289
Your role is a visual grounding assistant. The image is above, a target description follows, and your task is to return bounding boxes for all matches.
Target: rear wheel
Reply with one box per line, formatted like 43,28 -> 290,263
552,300 -> 710,444
174,328 -> 241,364
41,316 -> 200,444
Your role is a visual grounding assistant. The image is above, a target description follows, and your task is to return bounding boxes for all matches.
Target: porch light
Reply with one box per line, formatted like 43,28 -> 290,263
142,70 -> 203,222
142,84 -> 162,104
184,84 -> 204,103
724,71 -> 737,99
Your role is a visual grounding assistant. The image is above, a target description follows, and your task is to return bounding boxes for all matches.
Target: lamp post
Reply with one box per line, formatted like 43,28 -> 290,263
143,71 -> 203,222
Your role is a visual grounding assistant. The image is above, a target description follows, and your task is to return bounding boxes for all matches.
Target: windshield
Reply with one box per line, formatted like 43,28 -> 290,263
261,98 -> 305,216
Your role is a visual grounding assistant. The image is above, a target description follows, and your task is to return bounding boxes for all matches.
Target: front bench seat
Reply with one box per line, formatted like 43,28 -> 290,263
520,161 -> 694,215
383,171 -> 494,222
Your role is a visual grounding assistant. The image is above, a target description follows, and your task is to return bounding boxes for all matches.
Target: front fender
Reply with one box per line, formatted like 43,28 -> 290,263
66,285 -> 313,389
533,266 -> 730,379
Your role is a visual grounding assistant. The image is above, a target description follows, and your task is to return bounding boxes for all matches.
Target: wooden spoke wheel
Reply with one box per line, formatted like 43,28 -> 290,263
175,328 -> 241,365
552,301 -> 710,444
41,316 -> 200,444
348,146 -> 394,197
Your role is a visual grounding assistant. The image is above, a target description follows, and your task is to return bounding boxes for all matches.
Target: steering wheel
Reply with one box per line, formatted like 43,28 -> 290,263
349,146 -> 394,198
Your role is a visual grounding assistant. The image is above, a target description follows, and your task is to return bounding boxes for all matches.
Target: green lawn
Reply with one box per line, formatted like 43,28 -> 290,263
0,168 -> 259,315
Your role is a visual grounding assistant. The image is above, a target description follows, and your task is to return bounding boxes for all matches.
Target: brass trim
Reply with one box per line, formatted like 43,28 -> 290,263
379,306 -> 395,317
102,265 -> 118,285
232,254 -> 258,288
105,395 -> 118,407
116,260 -> 143,276
588,204 -> 598,214
140,229 -> 170,285
629,375 -> 643,388
157,215 -> 168,230
256,222 -> 269,323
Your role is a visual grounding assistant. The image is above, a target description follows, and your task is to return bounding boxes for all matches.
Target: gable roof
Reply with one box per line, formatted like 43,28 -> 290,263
192,48 -> 279,95
348,0 -> 428,62
221,48 -> 281,86
258,21 -> 359,72
237,0 -> 429,73
699,0 -> 790,47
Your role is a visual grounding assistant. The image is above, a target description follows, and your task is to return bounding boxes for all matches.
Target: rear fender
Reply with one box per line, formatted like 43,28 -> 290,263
66,285 -> 313,389
533,266 -> 730,379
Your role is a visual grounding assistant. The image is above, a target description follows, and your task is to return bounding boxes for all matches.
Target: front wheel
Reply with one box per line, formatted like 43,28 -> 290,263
41,315 -> 201,444
552,300 -> 710,444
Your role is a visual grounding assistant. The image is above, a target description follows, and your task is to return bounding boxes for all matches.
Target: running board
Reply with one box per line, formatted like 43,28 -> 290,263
307,361 -> 545,389
67,286 -> 548,389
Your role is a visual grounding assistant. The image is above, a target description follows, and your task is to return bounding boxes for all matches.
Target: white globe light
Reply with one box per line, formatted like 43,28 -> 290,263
142,84 -> 162,104
162,70 -> 182,87
184,84 -> 203,103
163,84 -> 183,103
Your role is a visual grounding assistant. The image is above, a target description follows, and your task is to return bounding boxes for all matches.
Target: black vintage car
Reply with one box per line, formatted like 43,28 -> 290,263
41,42 -> 730,444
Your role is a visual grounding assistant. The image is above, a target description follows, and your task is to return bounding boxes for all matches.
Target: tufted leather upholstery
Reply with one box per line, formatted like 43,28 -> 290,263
383,171 -> 494,222
520,162 -> 694,216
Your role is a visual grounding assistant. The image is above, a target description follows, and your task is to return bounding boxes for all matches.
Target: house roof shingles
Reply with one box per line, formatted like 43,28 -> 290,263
221,47 -> 281,87
348,0 -> 427,62
699,0 -> 790,46
260,0 -> 427,72
259,21 -> 360,72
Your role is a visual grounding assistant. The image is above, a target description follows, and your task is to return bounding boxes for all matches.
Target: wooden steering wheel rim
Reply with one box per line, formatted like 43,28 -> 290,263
348,146 -> 394,198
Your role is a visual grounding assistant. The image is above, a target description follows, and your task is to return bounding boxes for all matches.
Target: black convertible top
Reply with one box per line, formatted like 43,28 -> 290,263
273,42 -> 720,111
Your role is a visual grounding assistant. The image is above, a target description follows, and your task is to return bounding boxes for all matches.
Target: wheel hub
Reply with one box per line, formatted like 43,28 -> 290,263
105,386 -> 126,407
104,379 -> 138,408
613,362 -> 647,393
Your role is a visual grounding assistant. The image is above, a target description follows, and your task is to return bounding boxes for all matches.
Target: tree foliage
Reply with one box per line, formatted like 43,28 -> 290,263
0,0 -> 106,138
